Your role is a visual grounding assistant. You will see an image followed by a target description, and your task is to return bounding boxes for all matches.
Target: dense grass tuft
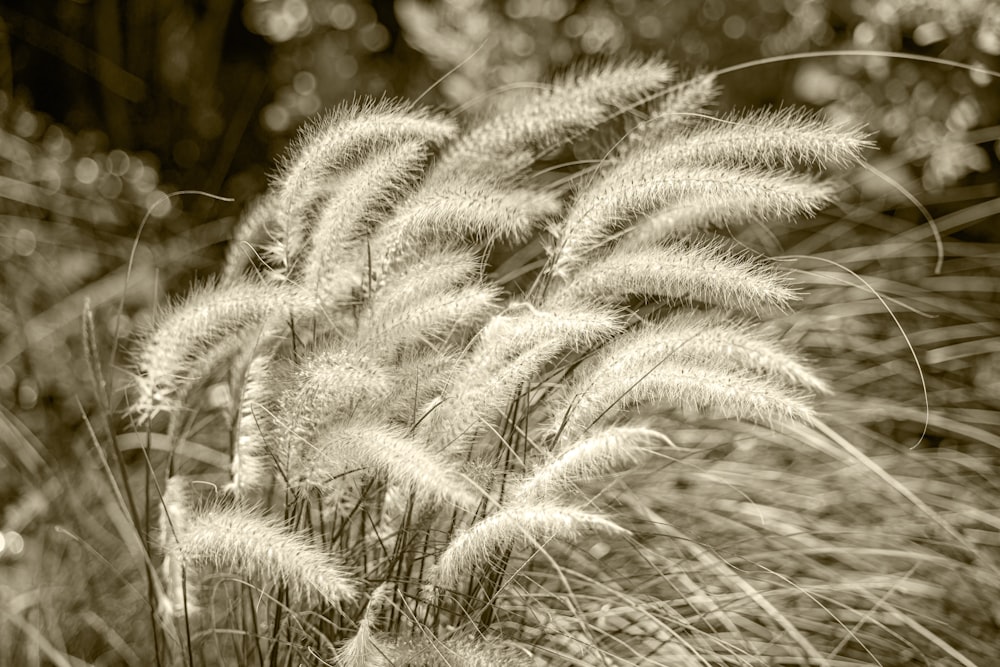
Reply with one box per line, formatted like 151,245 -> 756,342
5,56 -> 999,667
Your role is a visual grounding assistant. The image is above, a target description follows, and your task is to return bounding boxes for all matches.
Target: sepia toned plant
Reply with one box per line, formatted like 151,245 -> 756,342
114,58 -> 1000,666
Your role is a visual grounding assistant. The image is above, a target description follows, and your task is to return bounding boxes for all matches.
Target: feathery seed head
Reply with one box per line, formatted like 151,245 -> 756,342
275,99 -> 455,217
374,635 -> 533,667
299,421 -> 479,509
131,281 -> 295,423
551,162 -> 837,279
120,57 -> 876,664
413,307 -> 620,446
169,502 -> 358,608
372,178 -> 562,283
384,348 -> 460,421
371,246 -> 482,306
650,107 -> 873,170
358,247 -> 492,358
430,503 -> 628,590
548,238 -> 797,315
551,324 -> 817,439
475,303 -> 625,359
647,310 -> 832,394
361,283 -> 503,360
622,174 -> 838,244
229,351 -> 278,497
335,583 -> 394,667
283,348 -> 395,433
266,101 -> 455,283
440,57 -> 675,175
621,72 -> 721,152
416,339 -> 567,452
515,426 -> 667,502
298,138 -> 431,300
221,195 -> 278,286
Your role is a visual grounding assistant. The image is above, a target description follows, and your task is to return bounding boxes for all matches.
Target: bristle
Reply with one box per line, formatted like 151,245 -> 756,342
298,421 -> 479,509
336,584 -> 394,667
229,350 -> 278,497
548,238 -> 797,315
551,162 -> 837,279
657,107 -> 873,170
429,503 -> 628,589
514,426 -> 666,502
440,57 -> 676,175
298,138 -> 430,300
550,323 -> 818,439
274,100 -> 455,227
371,177 -> 561,282
169,503 -> 359,608
132,281 -> 295,422
623,72 -> 721,151
220,195 -> 277,286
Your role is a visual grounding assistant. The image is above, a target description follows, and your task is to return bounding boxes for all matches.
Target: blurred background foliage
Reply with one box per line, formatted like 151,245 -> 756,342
397,0 -> 1000,190
1,0 -> 1000,663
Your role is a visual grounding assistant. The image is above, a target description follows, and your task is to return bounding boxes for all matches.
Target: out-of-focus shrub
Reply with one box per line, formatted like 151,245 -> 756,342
0,93 -> 231,562
0,95 -> 169,432
5,0 -> 274,198
785,0 -> 1000,191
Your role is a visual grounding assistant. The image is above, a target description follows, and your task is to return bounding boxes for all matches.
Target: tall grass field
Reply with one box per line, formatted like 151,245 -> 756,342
2,46 -> 1000,667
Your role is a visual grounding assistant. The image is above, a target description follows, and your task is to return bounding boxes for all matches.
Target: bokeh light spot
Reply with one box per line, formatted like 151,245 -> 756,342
263,103 -> 291,132
970,62 -> 993,87
107,149 -> 130,175
723,15 -> 746,39
98,174 -> 123,199
563,15 -> 586,38
286,0 -> 308,23
14,110 -> 38,138
43,126 -> 72,162
359,23 -> 390,52
293,70 -> 317,95
146,191 -> 172,218
296,93 -> 322,116
329,2 -> 356,30
702,0 -> 725,22
853,21 -> 876,47
334,55 -> 359,79
4,532 -> 25,557
14,228 -> 36,257
508,30 -> 536,57
637,16 -> 662,40
18,379 -> 38,410
976,27 -> 1000,55
75,157 -> 100,185
913,22 -> 946,46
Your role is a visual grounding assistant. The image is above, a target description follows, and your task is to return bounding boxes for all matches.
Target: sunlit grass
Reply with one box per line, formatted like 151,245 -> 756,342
2,50 -> 999,667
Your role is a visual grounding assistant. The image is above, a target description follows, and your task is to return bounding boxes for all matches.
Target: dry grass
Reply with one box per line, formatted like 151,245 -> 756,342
2,55 -> 999,667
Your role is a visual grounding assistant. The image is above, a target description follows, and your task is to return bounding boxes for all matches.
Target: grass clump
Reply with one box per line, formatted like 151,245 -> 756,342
36,56 -> 999,666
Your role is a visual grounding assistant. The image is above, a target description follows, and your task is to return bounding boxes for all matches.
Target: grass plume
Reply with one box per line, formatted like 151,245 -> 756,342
441,57 -> 676,174
166,500 -> 359,609
95,59 -> 1000,667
